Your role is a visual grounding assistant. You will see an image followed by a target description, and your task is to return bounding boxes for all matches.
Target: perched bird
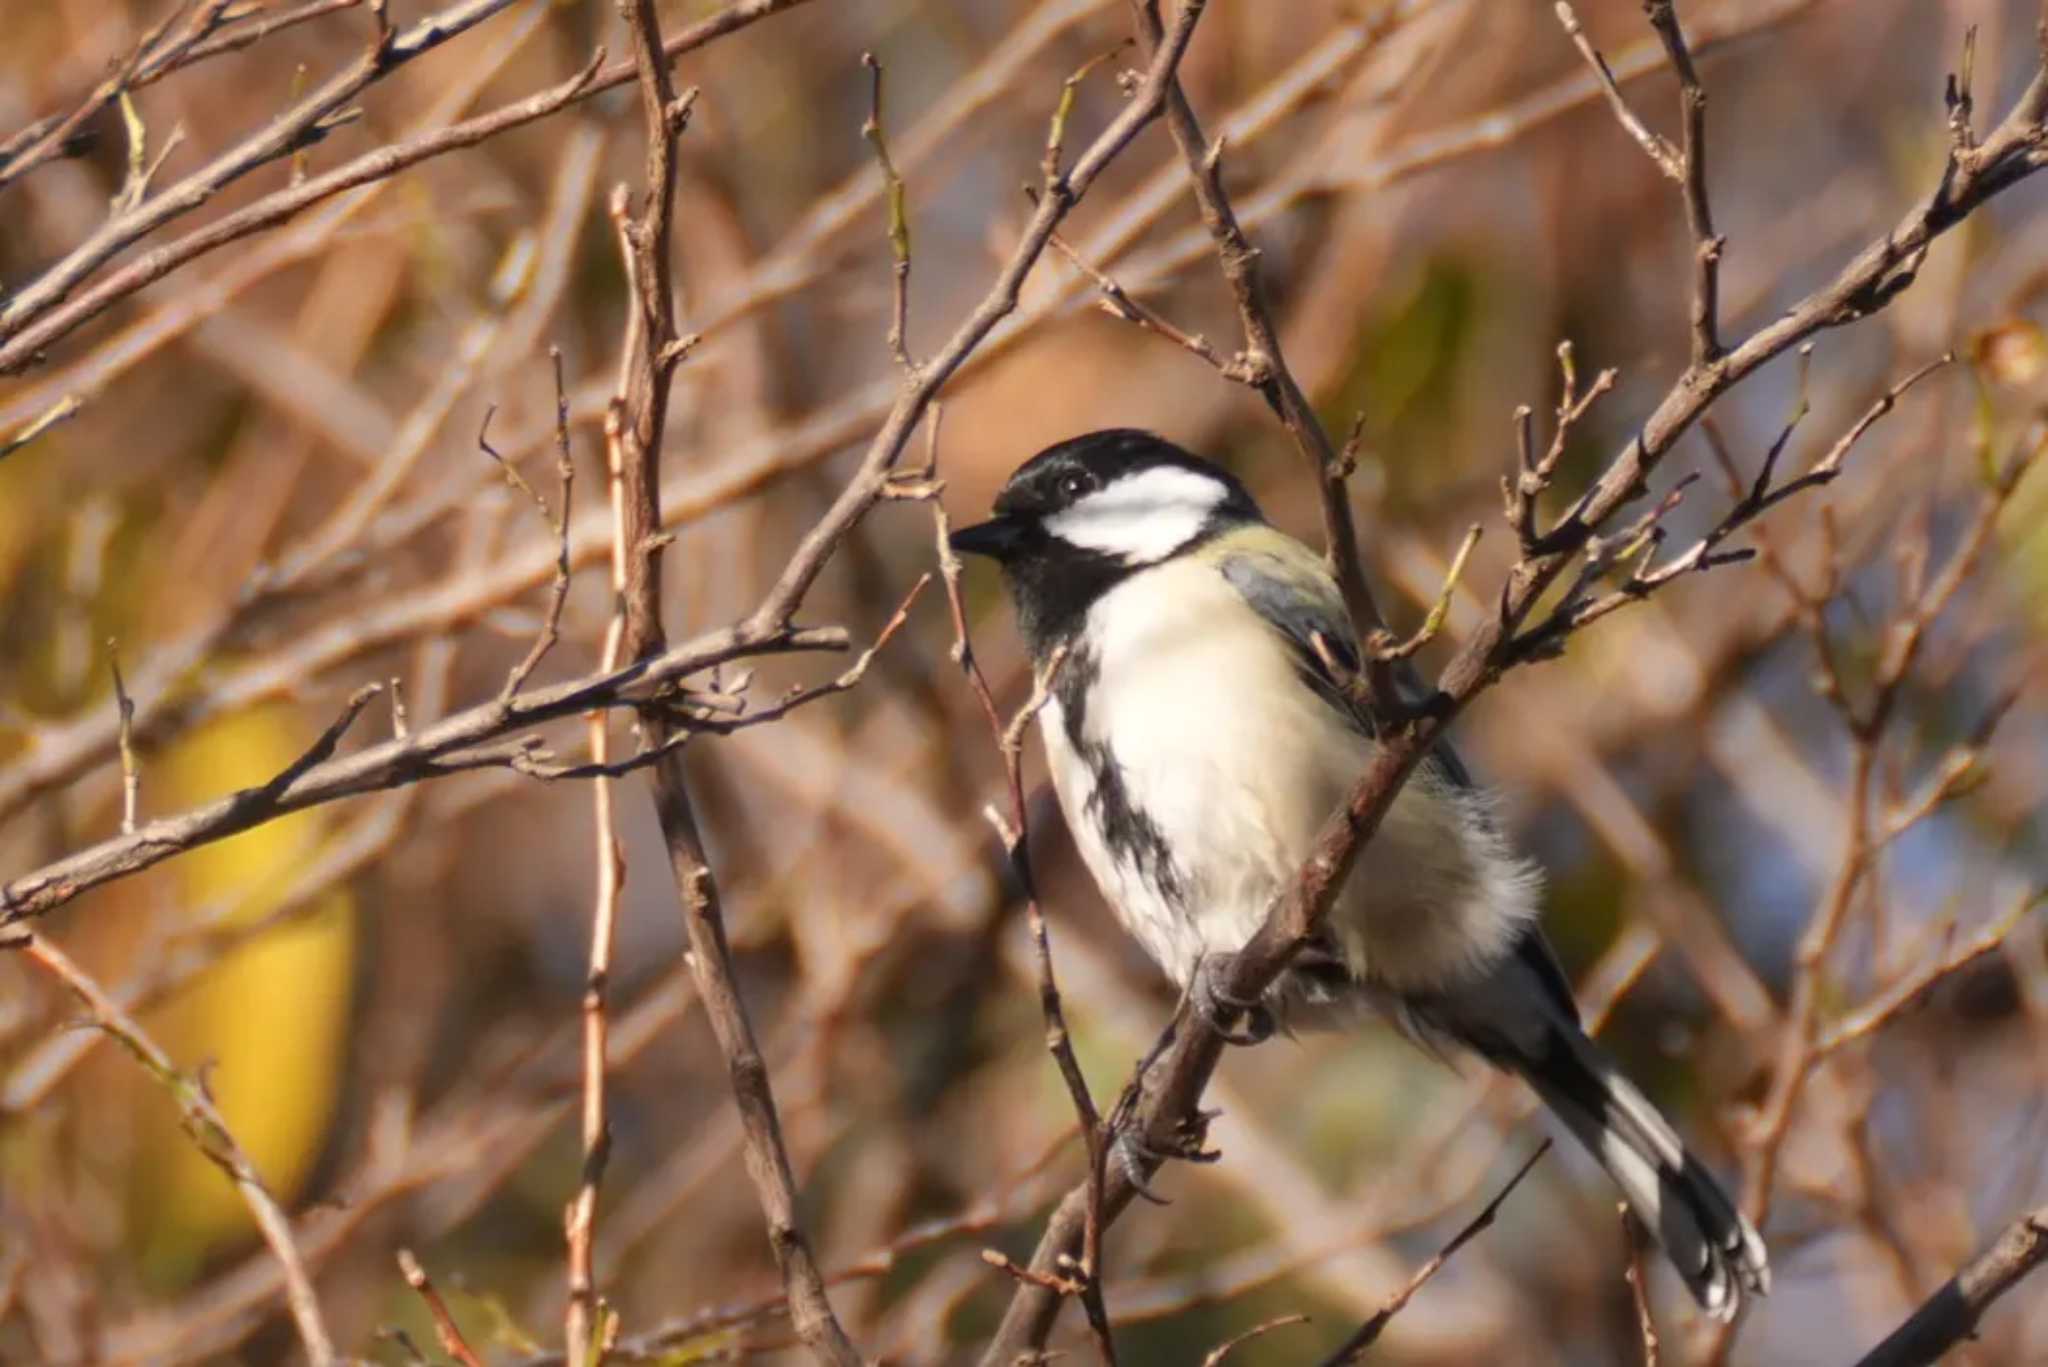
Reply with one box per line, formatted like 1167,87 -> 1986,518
951,428 -> 1769,1319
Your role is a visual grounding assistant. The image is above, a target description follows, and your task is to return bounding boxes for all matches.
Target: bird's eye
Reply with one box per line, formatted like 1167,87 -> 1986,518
1057,472 -> 1090,499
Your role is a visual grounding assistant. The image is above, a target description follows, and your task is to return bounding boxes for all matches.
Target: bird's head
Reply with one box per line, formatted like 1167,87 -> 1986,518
950,428 -> 1264,650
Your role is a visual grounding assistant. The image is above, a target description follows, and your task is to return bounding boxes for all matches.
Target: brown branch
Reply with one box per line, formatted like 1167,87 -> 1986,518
931,454 -> 1117,1360
0,0 -> 233,193
1643,0 -> 1724,365
606,0 -> 860,1362
860,52 -> 914,373
743,0 -> 1212,635
397,1249 -> 486,1367
566,353 -> 624,1367
1513,356 -> 1950,653
1046,223 -> 1227,370
1313,1143 -> 1551,1366
7,931 -> 336,1366
1621,1206 -> 1661,1366
1553,2 -> 1681,179
1126,0 -> 1391,689
1199,1313 -> 1312,1367
493,348 -> 578,701
0,622 -> 849,924
0,0 -> 520,348
1851,1205 -> 2048,1367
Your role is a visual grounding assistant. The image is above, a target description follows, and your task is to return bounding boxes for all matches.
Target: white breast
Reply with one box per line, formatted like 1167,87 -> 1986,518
1041,557 -> 1540,999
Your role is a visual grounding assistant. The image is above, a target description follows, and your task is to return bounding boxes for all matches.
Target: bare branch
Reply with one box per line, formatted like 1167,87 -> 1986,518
861,51 -> 914,373
1852,1205 -> 2048,1367
1314,1143 -> 1551,1365
108,640 -> 139,835
397,1249 -> 486,1367
491,349 -> 578,701
1644,0 -> 1724,364
1,623 -> 849,923
1554,2 -> 1681,179
1200,1313 -> 1312,1367
1125,0 -> 1393,699
7,931 -> 336,1366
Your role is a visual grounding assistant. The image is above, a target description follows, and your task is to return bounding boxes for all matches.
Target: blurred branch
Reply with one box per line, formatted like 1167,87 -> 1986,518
101,968 -> 699,1363
1851,1205 -> 2048,1367
0,0 -> 823,376
0,0 -> 522,349
0,48 -> 605,375
1199,1313 -> 1312,1367
4,930 -> 336,1367
567,343 -> 619,1367
860,51 -> 914,373
1729,427 -> 2044,1313
397,1249 -> 486,1367
0,0 -> 226,193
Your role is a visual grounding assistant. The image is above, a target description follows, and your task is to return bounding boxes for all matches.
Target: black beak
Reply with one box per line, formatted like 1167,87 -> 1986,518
948,515 -> 1030,561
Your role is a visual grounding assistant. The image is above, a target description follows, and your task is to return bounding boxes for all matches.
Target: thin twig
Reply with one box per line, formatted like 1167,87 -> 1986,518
1199,1313 -> 1312,1366
565,348 -> 625,1367
1621,1204 -> 1661,1366
108,641 -> 139,835
8,932 -> 336,1366
1124,0 -> 1392,697
1553,2 -> 1681,179
1314,1143 -> 1551,1365
1643,0 -> 1724,365
861,52 -> 914,374
397,1248 -> 486,1367
494,348 -> 578,701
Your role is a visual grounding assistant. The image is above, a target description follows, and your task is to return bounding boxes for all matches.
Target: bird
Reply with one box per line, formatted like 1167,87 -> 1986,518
949,427 -> 1770,1320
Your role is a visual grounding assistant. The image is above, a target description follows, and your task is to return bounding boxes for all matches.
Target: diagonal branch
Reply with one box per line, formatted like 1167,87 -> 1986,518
5,930 -> 336,1366
1125,0 -> 1393,693
1851,1205 -> 2048,1367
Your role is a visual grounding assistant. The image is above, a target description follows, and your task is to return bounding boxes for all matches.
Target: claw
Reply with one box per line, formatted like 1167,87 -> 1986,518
1193,952 -> 1275,1045
1110,1127 -> 1173,1205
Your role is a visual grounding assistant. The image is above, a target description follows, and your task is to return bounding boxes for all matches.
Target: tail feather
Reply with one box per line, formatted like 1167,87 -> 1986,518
1520,1023 -> 1770,1320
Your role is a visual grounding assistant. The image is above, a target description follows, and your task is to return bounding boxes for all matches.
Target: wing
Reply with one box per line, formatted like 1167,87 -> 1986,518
1217,531 -> 1582,1022
1216,533 -> 1383,740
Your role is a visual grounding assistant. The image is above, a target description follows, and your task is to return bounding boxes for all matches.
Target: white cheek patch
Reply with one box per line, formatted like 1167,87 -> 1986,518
1044,466 -> 1227,563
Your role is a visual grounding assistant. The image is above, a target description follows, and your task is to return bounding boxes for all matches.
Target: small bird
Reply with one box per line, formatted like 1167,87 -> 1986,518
951,428 -> 1769,1319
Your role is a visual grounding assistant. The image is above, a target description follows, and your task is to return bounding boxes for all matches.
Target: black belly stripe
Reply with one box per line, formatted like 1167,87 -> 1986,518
1078,736 -> 1187,908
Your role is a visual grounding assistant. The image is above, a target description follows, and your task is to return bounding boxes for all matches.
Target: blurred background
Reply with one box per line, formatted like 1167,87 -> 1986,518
2,0 -> 2047,1362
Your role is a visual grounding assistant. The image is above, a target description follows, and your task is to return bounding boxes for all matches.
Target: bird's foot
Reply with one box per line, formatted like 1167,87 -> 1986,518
1192,951 -> 1275,1046
1104,1103 -> 1222,1205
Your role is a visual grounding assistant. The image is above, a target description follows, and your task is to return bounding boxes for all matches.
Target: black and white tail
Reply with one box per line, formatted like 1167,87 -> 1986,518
1428,935 -> 1770,1319
1516,1019 -> 1770,1320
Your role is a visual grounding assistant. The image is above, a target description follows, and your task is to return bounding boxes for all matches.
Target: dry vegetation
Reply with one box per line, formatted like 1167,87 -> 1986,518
2,1 -> 2048,1364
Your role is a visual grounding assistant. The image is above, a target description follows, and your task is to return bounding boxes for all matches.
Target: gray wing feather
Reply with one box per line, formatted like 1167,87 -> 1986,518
1220,547 -> 1581,1023
1219,552 -> 1380,739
